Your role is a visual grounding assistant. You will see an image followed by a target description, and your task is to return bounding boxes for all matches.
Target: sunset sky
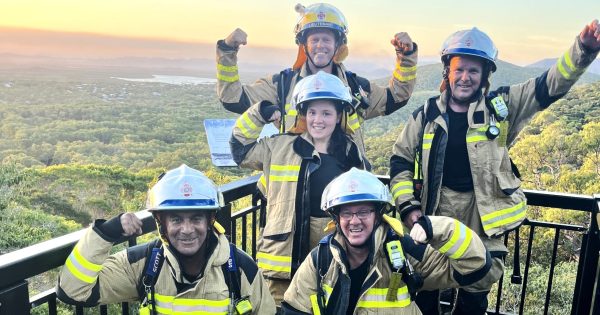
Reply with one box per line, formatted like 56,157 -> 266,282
1,0 -> 599,65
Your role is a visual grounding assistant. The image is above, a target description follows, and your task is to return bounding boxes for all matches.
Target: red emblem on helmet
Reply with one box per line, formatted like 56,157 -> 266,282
348,180 -> 358,192
313,78 -> 323,90
465,38 -> 473,47
317,11 -> 326,20
181,182 -> 193,197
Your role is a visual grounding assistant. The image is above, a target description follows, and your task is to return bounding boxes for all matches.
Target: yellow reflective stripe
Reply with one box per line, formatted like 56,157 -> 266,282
422,133 -> 434,150
153,293 -> 230,314
356,286 -> 411,308
563,51 -> 577,72
347,113 -> 360,131
413,154 -> 420,178
287,108 -> 298,116
393,64 -> 417,82
466,126 -> 488,143
216,63 -> 240,83
215,72 -> 240,83
235,112 -> 260,138
256,252 -> 292,272
216,64 -> 238,72
269,164 -> 300,182
258,174 -> 267,191
438,220 -> 472,259
309,284 -> 333,314
556,50 -> 581,80
310,295 -> 322,315
65,244 -> 102,283
392,181 -> 413,200
482,201 -> 527,231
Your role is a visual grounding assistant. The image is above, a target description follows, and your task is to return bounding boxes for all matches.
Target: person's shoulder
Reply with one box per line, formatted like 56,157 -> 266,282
126,239 -> 161,264
231,245 -> 259,283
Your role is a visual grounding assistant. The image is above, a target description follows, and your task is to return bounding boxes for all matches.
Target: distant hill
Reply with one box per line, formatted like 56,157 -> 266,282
527,58 -> 600,75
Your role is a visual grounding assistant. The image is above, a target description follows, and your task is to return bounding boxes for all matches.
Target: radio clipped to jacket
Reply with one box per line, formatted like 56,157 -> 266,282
485,92 -> 508,140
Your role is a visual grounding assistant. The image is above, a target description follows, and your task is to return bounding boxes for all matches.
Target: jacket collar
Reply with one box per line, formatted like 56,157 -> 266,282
293,132 -> 365,168
435,91 -> 488,129
299,62 -> 347,81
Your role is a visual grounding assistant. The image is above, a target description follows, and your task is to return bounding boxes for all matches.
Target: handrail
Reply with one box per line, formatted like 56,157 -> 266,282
0,174 -> 261,289
0,174 -> 598,315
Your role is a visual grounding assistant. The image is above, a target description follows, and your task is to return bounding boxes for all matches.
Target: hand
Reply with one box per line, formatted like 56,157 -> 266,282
225,28 -> 248,49
580,19 -> 600,51
410,223 -> 428,244
390,32 -> 414,54
269,110 -> 281,129
402,209 -> 422,229
120,212 -> 143,237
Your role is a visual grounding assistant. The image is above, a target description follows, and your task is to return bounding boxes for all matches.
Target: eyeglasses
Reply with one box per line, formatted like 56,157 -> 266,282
339,209 -> 374,220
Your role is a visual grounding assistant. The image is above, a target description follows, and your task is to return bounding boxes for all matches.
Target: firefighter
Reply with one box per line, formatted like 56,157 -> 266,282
390,20 -> 600,314
57,164 -> 275,315
216,2 -> 418,158
230,71 -> 368,304
281,167 -> 492,314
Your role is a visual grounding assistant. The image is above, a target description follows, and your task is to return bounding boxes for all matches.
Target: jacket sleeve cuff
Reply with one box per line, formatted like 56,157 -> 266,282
415,215 -> 433,241
258,101 -> 279,122
398,200 -> 421,221
400,42 -> 418,56
217,39 -> 238,52
93,214 -> 124,242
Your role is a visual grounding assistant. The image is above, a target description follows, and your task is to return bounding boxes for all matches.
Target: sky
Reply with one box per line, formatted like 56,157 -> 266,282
1,0 -> 599,66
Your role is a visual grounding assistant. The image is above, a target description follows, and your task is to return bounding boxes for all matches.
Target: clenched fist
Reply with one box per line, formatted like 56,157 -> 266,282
225,28 -> 248,49
391,32 -> 414,54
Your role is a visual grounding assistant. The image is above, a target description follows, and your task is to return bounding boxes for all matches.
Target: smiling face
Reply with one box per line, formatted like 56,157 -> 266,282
306,29 -> 337,68
163,211 -> 211,256
448,55 -> 484,105
338,202 -> 377,247
305,100 -> 341,145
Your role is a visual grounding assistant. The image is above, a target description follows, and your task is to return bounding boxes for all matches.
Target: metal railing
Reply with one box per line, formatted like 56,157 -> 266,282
0,174 -> 598,315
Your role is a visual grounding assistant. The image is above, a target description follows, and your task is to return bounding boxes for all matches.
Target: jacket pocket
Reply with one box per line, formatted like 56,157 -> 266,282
262,206 -> 294,240
496,171 -> 521,196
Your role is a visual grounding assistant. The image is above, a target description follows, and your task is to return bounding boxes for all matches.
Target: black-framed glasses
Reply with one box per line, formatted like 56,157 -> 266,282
339,209 -> 374,220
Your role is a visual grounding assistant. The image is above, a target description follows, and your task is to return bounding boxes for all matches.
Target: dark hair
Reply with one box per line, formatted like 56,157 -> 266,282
328,124 -> 351,168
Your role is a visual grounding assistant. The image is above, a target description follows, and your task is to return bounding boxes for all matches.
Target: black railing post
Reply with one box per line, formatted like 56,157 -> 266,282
0,281 -> 30,315
571,195 -> 600,315
217,203 -> 232,239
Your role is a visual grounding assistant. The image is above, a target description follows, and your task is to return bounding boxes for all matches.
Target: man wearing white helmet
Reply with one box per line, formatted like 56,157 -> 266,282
390,21 -> 600,314
57,164 -> 275,315
230,71 -> 368,304
281,168 -> 493,314
217,3 -> 418,158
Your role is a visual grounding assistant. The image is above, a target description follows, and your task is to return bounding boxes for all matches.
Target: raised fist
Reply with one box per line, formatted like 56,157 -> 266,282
225,28 -> 248,49
391,32 -> 414,54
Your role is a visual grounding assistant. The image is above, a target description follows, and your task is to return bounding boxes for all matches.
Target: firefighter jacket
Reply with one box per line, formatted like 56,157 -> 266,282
216,39 -> 418,156
282,216 -> 492,314
230,102 -> 367,281
390,36 -> 599,237
57,220 -> 276,315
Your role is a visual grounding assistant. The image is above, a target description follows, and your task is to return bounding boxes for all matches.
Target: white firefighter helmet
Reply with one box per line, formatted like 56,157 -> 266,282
294,3 -> 349,45
292,71 -> 353,113
321,168 -> 392,214
146,164 -> 223,212
440,27 -> 498,72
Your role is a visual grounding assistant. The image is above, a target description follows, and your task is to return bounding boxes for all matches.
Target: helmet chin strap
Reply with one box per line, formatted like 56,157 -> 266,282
304,44 -> 339,71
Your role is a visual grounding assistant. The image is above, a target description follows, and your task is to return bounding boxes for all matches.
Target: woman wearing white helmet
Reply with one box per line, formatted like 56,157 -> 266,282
390,21 -> 600,314
57,164 -> 275,314
281,168 -> 491,314
230,71 -> 369,304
